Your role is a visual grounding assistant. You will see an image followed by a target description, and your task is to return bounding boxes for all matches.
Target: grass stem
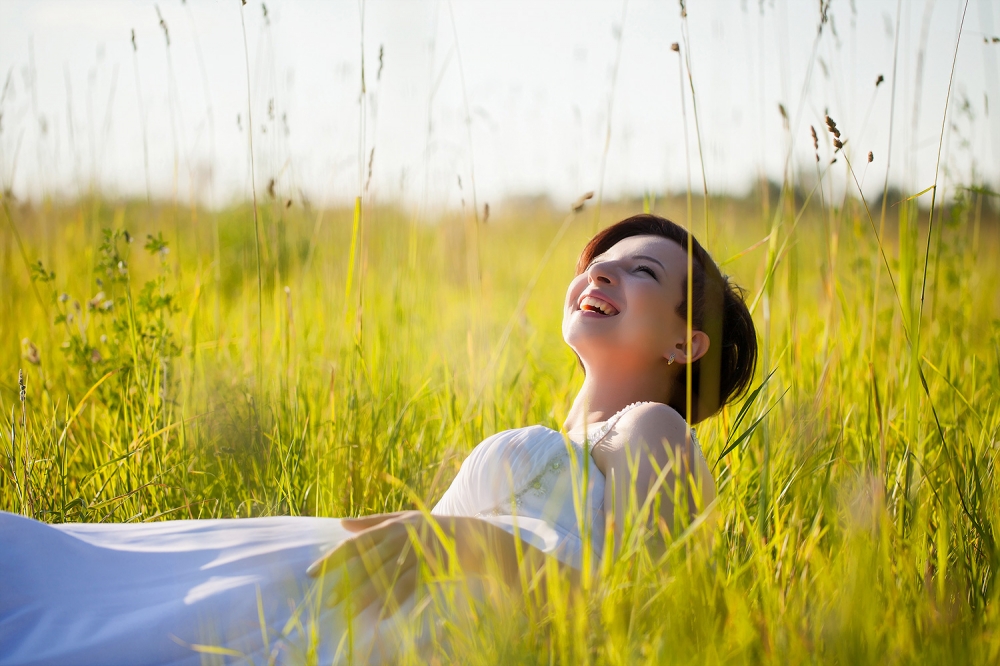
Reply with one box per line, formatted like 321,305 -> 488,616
238,0 -> 264,386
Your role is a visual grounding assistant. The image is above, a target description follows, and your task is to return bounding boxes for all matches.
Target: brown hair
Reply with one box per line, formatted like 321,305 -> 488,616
576,214 -> 758,424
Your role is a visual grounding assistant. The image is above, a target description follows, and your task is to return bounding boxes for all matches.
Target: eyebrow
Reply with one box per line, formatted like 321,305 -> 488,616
632,254 -> 666,270
589,253 -> 666,270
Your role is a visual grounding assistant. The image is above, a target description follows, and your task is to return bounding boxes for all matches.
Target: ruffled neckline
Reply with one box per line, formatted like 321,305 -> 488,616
579,400 -> 655,443
572,401 -> 699,450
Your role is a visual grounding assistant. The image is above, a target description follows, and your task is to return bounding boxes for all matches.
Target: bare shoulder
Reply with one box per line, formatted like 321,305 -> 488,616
611,402 -> 690,449
613,402 -> 716,497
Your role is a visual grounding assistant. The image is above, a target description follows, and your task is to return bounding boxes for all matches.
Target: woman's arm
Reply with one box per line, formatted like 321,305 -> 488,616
597,402 -> 716,555
307,511 -> 568,614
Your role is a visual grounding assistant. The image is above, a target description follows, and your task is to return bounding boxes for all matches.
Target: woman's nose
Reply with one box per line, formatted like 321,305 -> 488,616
587,261 -> 616,285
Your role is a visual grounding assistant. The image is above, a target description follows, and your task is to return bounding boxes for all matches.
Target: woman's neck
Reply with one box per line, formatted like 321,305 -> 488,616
562,366 -> 672,435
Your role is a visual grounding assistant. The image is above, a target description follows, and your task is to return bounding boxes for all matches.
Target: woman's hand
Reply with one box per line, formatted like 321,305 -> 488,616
307,511 -> 566,618
306,511 -> 460,615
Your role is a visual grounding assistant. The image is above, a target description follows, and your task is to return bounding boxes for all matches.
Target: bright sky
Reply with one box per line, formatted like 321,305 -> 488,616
1,0 -> 997,209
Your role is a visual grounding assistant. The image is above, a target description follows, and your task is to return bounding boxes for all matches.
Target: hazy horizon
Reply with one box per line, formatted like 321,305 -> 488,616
1,0 -> 997,211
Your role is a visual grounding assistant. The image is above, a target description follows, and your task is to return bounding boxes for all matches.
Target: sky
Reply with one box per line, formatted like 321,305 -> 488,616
0,0 -> 998,210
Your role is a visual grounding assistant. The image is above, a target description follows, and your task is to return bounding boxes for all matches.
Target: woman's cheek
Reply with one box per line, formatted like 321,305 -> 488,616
566,277 -> 586,308
630,307 -> 667,350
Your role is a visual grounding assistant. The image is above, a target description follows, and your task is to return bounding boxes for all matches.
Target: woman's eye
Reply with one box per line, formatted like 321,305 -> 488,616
636,265 -> 657,279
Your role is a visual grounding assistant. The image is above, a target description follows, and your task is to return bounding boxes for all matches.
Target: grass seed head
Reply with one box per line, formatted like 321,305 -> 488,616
868,151 -> 874,163
572,191 -> 594,212
876,74 -> 884,86
87,292 -> 106,310
18,369 -> 25,403
155,5 -> 170,47
810,125 -> 819,150
825,115 -> 837,132
671,42 -> 680,52
366,148 -> 375,191
21,339 -> 40,365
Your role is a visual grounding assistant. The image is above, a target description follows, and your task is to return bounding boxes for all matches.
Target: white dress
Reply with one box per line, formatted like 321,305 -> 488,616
0,402 -> 653,665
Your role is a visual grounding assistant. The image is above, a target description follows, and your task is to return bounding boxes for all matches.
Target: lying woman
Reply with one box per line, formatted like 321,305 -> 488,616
0,213 -> 757,665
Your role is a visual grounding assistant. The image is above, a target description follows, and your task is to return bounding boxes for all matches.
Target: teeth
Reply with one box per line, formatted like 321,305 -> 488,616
580,295 -> 618,316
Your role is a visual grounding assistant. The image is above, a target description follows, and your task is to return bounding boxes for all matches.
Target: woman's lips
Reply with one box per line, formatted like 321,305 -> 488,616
577,293 -> 620,316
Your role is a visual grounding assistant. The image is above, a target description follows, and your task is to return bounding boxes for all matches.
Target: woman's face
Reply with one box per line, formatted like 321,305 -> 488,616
563,234 -> 701,373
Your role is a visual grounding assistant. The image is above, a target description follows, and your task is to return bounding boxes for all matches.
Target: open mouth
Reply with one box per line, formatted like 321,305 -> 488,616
578,295 -> 620,316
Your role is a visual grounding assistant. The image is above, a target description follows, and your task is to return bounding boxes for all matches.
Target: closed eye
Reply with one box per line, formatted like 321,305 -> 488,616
635,264 -> 658,280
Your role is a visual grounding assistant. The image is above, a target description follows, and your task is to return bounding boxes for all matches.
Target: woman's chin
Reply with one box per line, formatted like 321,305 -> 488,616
564,329 -> 625,358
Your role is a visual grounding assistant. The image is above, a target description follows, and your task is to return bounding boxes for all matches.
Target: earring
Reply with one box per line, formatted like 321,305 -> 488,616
668,353 -> 676,365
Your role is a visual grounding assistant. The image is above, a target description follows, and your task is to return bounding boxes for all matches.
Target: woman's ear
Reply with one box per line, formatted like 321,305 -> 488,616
671,330 -> 710,364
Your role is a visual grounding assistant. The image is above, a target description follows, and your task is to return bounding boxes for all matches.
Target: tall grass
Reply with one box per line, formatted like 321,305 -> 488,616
2,1 -> 1000,662
1,183 -> 999,662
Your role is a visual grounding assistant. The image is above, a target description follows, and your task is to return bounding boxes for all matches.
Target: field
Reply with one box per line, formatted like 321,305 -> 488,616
2,179 -> 1000,663
3,0 -> 1000,661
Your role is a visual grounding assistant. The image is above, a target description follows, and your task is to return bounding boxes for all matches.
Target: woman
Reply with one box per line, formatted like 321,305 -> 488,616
0,214 -> 757,665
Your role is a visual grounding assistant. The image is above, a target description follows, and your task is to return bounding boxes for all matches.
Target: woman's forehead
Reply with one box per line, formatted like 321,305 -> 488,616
599,234 -> 685,261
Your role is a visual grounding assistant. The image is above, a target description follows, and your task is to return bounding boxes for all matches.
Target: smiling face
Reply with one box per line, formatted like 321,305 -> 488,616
563,234 -> 704,378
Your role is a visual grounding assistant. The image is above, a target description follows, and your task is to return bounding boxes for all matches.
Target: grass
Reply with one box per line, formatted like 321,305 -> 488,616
2,180 -> 999,663
2,1 -> 999,661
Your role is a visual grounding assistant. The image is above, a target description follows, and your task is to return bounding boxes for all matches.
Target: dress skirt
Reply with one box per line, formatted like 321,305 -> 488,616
0,511 -> 435,665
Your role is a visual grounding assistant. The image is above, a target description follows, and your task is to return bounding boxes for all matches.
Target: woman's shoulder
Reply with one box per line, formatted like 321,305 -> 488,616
619,402 -> 713,474
606,402 -> 716,503
611,401 -> 690,442
607,402 -> 709,467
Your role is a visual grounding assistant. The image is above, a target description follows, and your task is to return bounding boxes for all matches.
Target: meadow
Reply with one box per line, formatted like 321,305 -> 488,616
2,165 -> 1000,663
1,2 -> 999,661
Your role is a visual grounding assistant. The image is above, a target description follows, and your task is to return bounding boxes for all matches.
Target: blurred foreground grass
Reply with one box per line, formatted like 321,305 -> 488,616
2,190 -> 1000,663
